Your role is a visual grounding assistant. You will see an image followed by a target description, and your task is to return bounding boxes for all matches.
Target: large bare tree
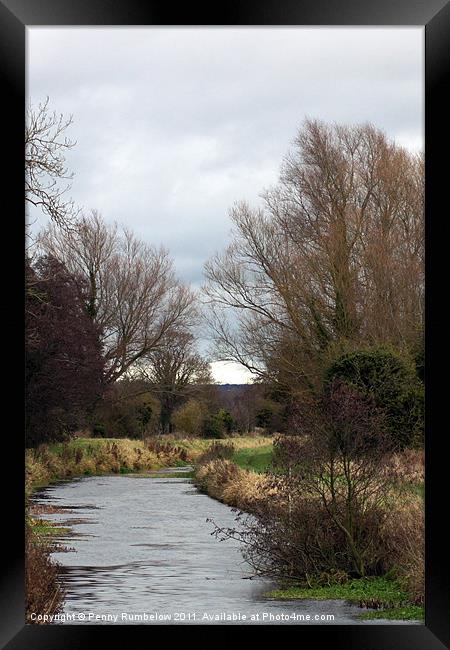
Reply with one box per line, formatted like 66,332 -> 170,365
38,211 -> 197,383
203,119 -> 424,391
26,98 -> 78,229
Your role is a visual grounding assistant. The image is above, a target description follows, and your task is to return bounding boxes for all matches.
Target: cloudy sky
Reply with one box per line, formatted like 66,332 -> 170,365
27,27 -> 423,383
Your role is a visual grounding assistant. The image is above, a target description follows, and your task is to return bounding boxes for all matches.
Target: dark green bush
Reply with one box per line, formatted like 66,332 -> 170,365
325,346 -> 424,449
92,423 -> 107,438
217,409 -> 235,434
202,409 -> 236,438
255,400 -> 286,433
202,413 -> 223,438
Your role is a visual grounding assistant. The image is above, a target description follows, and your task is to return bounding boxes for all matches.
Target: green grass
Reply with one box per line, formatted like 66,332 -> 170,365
28,436 -> 273,492
358,605 -> 424,621
30,520 -> 70,538
265,576 -> 422,621
411,483 -> 424,499
265,577 -> 408,605
172,459 -> 191,467
231,445 -> 273,473
46,437 -> 123,454
162,435 -> 273,458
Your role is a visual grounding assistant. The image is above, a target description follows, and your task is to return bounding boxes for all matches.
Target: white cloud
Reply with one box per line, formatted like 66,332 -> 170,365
210,361 -> 255,385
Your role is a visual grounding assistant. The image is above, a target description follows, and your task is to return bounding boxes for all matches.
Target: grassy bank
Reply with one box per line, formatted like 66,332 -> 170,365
193,441 -> 274,507
193,446 -> 424,622
162,435 -> 273,461
26,435 -> 273,493
26,437 -> 191,492
26,516 -> 66,624
231,445 -> 273,473
265,577 -> 424,621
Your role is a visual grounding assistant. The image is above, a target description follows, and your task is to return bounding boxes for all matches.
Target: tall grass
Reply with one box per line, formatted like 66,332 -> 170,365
194,447 -> 424,605
26,438 -> 190,493
26,435 -> 273,493
26,519 -> 65,623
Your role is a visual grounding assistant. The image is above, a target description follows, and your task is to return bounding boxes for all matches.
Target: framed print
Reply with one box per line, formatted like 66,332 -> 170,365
2,0 -> 449,647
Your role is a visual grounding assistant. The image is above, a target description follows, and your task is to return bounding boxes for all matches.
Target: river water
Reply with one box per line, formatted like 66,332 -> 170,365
31,467 -> 415,625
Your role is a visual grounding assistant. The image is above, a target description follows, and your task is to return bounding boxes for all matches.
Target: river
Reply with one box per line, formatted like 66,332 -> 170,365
31,467 -> 414,625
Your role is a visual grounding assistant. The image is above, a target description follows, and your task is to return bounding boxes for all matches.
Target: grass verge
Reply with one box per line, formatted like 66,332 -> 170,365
26,518 -> 66,623
27,435 -> 273,493
29,518 -> 70,538
264,577 -> 424,621
231,445 -> 273,473
26,437 -> 193,493
163,435 -> 273,460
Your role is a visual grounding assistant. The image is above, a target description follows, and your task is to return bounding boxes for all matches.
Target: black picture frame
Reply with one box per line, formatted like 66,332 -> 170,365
2,1 -> 449,647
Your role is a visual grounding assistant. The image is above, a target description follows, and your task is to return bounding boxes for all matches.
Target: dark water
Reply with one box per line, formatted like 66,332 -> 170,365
31,468 -> 417,625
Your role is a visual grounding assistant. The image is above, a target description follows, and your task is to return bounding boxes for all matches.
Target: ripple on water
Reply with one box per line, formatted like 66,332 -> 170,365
32,475 -> 419,625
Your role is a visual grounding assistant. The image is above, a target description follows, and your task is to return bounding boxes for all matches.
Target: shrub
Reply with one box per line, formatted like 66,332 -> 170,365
202,413 -> 223,438
380,494 -> 424,604
202,409 -> 236,438
255,400 -> 285,434
197,441 -> 235,463
171,399 -> 207,436
211,380 -> 398,581
325,346 -> 424,448
92,423 -> 107,438
92,384 -> 161,439
212,474 -> 423,592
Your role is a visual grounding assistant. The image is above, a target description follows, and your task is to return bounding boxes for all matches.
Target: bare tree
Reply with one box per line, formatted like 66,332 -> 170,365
138,329 -> 212,433
203,120 -> 424,391
273,379 -> 394,577
38,211 -> 197,383
26,98 -> 78,229
209,380 -> 396,582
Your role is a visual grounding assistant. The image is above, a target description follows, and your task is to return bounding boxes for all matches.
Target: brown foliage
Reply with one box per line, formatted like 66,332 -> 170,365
204,119 -> 423,391
380,494 -> 424,604
26,522 -> 65,623
197,441 -> 236,463
195,456 -> 272,511
209,381 -> 403,581
383,448 -> 424,486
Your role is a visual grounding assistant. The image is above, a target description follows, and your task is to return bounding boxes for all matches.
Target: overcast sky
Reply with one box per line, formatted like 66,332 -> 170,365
27,27 -> 423,383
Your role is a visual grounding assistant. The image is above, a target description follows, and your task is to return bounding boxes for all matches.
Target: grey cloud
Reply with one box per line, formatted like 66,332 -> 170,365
27,26 -> 423,290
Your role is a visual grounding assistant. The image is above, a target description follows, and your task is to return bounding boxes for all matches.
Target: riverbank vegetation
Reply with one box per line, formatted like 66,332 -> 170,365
196,119 -> 424,621
26,438 -> 187,493
25,518 -> 66,624
194,438 -> 424,620
26,435 -> 272,493
26,102 -> 424,624
265,577 -> 424,621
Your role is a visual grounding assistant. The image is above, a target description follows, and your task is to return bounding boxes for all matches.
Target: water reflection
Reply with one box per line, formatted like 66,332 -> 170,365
32,473 -> 416,625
